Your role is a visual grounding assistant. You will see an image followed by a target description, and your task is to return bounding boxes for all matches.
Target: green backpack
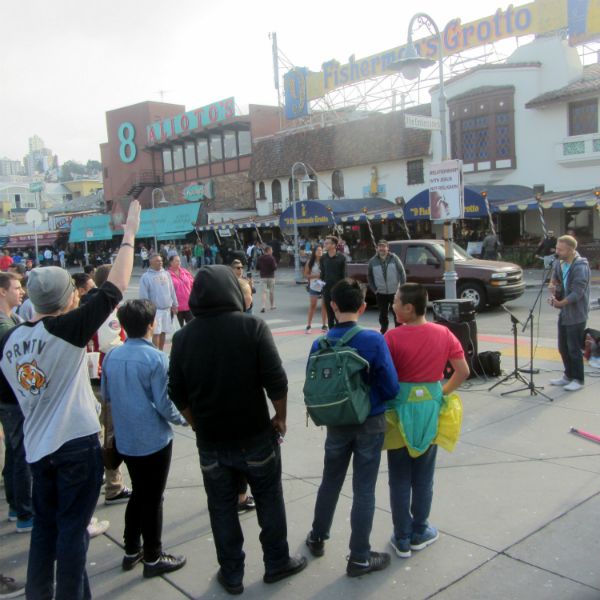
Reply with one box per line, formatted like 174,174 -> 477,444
303,326 -> 371,427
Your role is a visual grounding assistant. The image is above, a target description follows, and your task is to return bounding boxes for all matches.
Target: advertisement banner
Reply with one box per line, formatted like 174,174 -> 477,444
428,160 -> 464,221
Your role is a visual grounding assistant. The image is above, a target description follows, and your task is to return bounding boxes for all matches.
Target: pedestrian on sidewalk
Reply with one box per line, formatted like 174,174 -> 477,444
257,246 -> 277,313
167,255 -> 194,326
321,236 -> 347,330
303,245 -> 327,333
139,254 -> 178,351
0,200 -> 141,600
306,278 -> 399,577
548,235 -> 591,392
169,265 -> 306,595
102,299 -> 188,578
0,272 -> 32,534
384,283 -> 469,559
367,240 -> 406,334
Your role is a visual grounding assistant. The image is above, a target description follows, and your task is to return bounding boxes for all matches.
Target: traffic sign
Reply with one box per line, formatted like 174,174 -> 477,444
25,209 -> 43,227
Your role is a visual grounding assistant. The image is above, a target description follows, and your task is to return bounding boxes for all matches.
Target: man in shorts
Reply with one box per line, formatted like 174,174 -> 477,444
257,246 -> 277,313
140,254 -> 178,350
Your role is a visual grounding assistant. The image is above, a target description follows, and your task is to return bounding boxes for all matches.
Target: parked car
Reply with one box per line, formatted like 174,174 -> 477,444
347,239 -> 526,310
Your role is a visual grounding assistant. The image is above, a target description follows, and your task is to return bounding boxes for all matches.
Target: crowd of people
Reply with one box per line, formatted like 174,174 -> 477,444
0,213 -> 593,598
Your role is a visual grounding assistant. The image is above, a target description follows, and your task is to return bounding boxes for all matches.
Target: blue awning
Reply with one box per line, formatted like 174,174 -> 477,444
69,214 -> 112,243
404,185 -> 535,220
279,198 -> 394,229
136,203 -> 201,239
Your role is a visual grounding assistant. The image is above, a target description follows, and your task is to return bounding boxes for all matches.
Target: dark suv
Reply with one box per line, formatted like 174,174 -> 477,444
347,239 -> 526,310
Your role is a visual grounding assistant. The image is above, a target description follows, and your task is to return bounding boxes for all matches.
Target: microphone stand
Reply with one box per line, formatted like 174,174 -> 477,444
488,306 -> 529,391
502,259 -> 554,401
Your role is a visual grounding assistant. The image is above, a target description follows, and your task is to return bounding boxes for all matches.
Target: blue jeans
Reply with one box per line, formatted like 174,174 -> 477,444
0,403 -> 32,520
387,444 -> 438,542
199,433 -> 289,583
558,320 -> 586,383
311,428 -> 384,561
27,434 -> 103,600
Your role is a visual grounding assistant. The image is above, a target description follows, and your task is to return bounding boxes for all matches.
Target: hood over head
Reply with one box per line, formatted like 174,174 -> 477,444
189,265 -> 244,317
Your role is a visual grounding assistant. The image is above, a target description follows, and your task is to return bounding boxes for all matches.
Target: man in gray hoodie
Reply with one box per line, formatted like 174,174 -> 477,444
548,235 -> 590,392
367,240 -> 406,334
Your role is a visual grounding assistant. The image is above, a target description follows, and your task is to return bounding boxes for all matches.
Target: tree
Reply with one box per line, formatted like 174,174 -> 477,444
86,160 -> 102,173
60,160 -> 86,181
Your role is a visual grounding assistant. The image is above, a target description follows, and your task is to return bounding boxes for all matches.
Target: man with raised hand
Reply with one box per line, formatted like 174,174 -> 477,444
0,200 -> 140,600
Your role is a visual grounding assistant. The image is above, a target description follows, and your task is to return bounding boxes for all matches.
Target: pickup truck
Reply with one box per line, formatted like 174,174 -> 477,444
347,239 -> 526,310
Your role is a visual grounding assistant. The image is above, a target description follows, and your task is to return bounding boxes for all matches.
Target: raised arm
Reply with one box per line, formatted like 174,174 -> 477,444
107,200 -> 141,292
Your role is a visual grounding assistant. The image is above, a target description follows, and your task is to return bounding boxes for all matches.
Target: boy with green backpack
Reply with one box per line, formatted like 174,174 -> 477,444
304,278 -> 399,577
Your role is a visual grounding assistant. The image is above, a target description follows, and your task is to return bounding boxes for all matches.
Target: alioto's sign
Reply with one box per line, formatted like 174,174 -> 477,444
146,97 -> 235,145
284,0 -> 600,119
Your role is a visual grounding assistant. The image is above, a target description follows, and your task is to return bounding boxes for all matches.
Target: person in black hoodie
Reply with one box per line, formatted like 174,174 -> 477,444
168,265 -> 306,594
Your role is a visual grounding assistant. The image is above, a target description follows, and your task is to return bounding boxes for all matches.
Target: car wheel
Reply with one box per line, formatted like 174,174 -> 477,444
458,282 -> 486,311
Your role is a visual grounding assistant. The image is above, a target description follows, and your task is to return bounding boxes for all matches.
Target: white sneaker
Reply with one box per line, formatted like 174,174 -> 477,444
88,518 -> 110,538
549,376 -> 571,386
564,380 -> 583,392
588,357 -> 600,369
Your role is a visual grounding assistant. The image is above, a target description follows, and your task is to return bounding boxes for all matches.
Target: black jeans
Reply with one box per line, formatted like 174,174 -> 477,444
558,320 -> 586,383
199,433 -> 289,584
376,293 -> 398,333
122,441 -> 173,562
176,310 -> 193,327
323,288 -> 337,330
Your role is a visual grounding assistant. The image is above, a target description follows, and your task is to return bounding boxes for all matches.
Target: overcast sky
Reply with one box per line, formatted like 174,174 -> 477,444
1,0 -> 527,164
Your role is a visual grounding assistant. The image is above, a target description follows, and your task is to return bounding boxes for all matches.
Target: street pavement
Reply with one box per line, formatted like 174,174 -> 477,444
1,266 -> 600,599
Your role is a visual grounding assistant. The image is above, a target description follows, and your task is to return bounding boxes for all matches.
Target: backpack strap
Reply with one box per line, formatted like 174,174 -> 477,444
335,325 -> 363,347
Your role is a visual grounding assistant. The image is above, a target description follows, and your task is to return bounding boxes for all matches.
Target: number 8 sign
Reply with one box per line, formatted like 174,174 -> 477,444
118,122 -> 137,163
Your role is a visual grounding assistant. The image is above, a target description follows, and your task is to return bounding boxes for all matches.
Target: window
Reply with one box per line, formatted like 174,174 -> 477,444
449,89 -> 515,172
184,142 -> 196,168
258,181 -> 266,199
162,149 -> 172,172
103,167 -> 109,179
223,131 -> 237,159
14,194 -> 21,209
172,145 -> 184,171
568,99 -> 598,136
210,134 -> 223,161
238,130 -> 251,155
406,159 -> 424,185
332,170 -> 344,198
405,245 -> 438,266
197,139 -> 209,165
271,179 -> 282,203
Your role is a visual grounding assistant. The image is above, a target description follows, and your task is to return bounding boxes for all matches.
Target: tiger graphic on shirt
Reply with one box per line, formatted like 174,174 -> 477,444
16,360 -> 48,396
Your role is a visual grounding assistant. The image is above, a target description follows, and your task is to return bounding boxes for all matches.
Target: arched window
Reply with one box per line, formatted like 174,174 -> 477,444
271,179 -> 282,203
332,170 -> 344,198
258,181 -> 266,199
307,175 -> 318,200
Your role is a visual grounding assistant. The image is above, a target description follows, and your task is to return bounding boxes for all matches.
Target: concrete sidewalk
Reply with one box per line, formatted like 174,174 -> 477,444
2,349 -> 599,599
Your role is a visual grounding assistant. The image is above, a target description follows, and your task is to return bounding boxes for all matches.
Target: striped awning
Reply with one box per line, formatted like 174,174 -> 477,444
494,190 -> 600,212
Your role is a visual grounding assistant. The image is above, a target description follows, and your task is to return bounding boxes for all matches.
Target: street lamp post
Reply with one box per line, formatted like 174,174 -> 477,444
151,188 -> 168,253
290,162 -> 312,283
387,13 -> 457,299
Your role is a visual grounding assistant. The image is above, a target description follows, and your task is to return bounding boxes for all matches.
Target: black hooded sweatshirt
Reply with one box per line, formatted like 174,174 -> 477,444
168,265 -> 287,451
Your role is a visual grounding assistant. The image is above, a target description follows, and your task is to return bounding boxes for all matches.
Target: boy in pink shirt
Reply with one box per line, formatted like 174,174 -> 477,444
384,283 -> 469,558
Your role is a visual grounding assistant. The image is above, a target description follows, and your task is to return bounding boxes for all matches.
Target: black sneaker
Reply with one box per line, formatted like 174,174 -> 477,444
217,570 -> 244,595
143,553 -> 187,578
305,532 -> 325,557
263,555 -> 307,583
105,487 -> 132,505
122,551 -> 144,571
346,551 -> 390,577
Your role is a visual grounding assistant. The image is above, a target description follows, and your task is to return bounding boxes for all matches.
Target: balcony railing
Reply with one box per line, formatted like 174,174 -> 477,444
556,133 -> 600,166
